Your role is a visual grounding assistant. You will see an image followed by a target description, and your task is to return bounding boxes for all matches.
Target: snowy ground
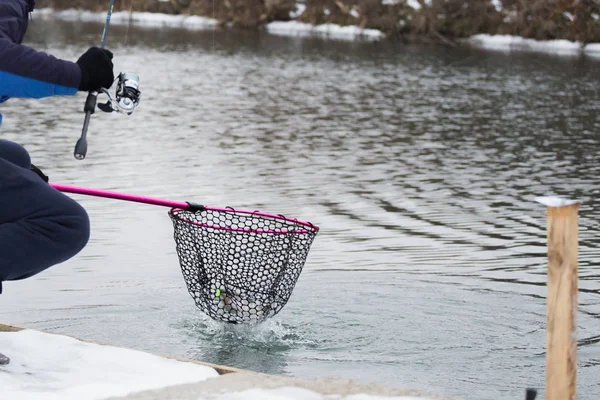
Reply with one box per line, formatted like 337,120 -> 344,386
0,328 -> 448,400
34,7 -> 600,55
0,329 -> 219,400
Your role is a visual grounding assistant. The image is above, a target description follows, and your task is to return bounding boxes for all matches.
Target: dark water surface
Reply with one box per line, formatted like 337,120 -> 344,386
1,18 -> 600,400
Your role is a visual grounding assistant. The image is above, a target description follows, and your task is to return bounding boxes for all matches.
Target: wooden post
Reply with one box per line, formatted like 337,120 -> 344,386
536,196 -> 579,400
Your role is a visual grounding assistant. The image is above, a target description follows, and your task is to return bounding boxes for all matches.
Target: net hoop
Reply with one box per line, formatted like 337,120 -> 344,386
168,206 -> 319,324
169,207 -> 319,235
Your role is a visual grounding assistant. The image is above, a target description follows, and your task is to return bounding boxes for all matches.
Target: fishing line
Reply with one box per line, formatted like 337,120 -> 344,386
123,0 -> 134,47
213,0 -> 216,54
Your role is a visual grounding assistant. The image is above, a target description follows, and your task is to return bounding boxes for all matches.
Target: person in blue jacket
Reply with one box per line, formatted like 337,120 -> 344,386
0,0 -> 116,365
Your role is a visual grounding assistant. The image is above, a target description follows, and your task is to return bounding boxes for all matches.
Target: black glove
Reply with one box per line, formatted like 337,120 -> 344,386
30,164 -> 49,183
76,47 -> 115,92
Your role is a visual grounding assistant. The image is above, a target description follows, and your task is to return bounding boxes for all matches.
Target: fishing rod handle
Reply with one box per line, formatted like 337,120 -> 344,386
74,92 -> 98,160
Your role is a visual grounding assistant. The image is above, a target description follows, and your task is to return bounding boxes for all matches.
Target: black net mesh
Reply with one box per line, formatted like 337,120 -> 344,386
169,208 -> 318,324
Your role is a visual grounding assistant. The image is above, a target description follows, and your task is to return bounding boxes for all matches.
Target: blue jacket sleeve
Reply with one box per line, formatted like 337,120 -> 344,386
0,37 -> 81,99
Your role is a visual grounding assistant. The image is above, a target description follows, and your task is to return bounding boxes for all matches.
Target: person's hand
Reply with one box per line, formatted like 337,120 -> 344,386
76,47 -> 115,92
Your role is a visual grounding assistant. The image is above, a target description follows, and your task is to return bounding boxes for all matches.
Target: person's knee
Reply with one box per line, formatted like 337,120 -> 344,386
0,200 -> 90,283
59,199 -> 91,259
41,194 -> 91,263
0,140 -> 31,168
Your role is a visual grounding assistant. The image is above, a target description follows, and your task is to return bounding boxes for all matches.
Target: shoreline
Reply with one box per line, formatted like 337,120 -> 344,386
0,323 -> 456,400
34,7 -> 600,58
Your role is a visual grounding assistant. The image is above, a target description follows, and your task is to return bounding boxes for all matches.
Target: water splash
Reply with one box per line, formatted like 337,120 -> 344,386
179,315 -> 321,352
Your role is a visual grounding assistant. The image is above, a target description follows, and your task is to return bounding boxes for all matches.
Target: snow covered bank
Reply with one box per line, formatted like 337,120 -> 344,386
265,21 -> 385,41
34,8 -> 218,30
33,8 -> 600,56
265,22 -> 600,53
35,8 -> 383,41
0,329 -> 219,400
468,34 -> 600,57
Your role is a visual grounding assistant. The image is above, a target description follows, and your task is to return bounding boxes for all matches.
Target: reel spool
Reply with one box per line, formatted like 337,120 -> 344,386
98,72 -> 141,115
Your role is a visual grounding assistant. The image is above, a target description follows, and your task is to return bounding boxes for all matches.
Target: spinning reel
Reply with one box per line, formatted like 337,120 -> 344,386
98,73 -> 141,115
74,72 -> 141,160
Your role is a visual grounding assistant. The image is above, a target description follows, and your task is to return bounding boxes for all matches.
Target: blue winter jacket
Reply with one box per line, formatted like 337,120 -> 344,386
0,0 -> 81,126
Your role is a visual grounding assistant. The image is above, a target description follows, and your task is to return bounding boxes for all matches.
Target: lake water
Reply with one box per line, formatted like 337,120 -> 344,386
1,18 -> 600,400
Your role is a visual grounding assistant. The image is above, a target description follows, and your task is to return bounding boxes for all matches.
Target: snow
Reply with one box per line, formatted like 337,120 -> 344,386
468,34 -> 600,56
265,21 -> 385,41
35,8 -> 218,30
407,0 -> 423,10
0,329 -> 219,400
399,0 -> 433,9
563,11 -> 575,22
584,43 -> 600,54
491,0 -> 502,12
289,3 -> 306,19
535,197 -> 580,208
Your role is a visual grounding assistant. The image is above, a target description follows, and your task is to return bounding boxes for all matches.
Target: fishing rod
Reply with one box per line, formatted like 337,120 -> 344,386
74,0 -> 142,160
